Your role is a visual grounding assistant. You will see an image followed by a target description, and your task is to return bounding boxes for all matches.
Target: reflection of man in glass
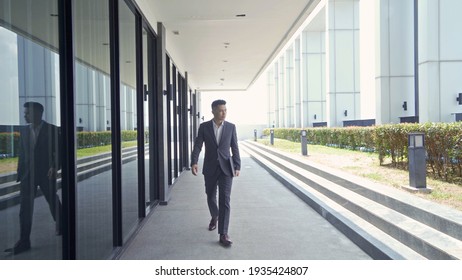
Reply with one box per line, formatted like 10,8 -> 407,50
5,102 -> 62,255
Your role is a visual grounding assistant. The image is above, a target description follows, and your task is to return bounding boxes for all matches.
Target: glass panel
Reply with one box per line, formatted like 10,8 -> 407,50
119,0 -> 138,240
73,0 -> 113,259
0,0 -> 62,259
415,135 -> 423,148
169,63 -> 175,182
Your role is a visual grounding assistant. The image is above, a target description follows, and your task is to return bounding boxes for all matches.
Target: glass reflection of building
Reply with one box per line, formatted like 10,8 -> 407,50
0,0 -> 190,260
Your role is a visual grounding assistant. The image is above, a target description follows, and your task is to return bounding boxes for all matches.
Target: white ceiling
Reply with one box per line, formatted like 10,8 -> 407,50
0,0 -> 321,92
145,0 -> 320,91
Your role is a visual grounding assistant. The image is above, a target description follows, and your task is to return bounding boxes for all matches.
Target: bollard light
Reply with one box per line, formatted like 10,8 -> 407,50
301,130 -> 308,156
270,129 -> 274,145
408,132 -> 426,189
409,133 -> 424,148
254,129 -> 257,141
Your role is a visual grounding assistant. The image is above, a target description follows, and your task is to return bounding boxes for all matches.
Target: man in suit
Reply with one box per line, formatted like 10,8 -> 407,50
5,102 -> 62,255
191,99 -> 240,246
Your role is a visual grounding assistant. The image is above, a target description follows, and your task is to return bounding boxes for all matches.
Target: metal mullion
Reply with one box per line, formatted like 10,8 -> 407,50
148,35 -> 158,203
182,76 -> 189,169
166,56 -> 172,185
176,72 -> 183,170
58,0 -> 77,260
172,66 -> 179,178
135,13 -> 146,218
109,0 -> 123,247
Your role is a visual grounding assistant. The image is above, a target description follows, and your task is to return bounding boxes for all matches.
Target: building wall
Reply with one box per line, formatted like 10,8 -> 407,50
419,0 -> 462,123
266,0 -> 461,128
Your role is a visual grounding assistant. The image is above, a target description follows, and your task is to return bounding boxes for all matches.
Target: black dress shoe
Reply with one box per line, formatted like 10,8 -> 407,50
219,234 -> 233,246
208,217 -> 218,231
4,240 -> 31,255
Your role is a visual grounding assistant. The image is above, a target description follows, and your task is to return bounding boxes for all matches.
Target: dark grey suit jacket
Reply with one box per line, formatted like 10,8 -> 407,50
17,121 -> 61,182
191,120 -> 240,177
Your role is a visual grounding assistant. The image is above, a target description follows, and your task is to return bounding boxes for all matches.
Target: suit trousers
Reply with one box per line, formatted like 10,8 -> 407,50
19,176 -> 62,242
204,165 -> 233,235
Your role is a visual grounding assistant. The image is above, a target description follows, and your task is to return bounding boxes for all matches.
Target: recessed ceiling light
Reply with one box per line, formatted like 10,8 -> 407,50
102,43 -> 109,46
236,14 -> 246,17
223,60 -> 228,63
172,30 -> 180,35
50,13 -> 58,17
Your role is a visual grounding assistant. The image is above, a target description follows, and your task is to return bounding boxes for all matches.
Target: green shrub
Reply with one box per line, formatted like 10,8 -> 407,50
263,123 -> 462,183
0,132 -> 20,157
77,130 -> 138,149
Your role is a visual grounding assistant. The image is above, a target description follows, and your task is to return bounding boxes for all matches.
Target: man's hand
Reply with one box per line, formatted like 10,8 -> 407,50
234,170 -> 240,177
191,164 -> 199,176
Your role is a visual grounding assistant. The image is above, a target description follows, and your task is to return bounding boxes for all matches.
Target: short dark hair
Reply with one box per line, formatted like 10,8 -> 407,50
211,99 -> 226,109
24,102 -> 44,114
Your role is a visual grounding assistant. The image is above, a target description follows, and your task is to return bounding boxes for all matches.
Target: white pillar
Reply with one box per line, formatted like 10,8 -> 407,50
375,0 -> 415,124
278,57 -> 286,127
120,85 -> 127,131
326,0 -> 360,127
267,69 -> 276,128
419,0 -> 462,123
18,36 -> 60,126
274,63 -> 280,127
302,29 -> 326,127
359,0 -> 376,120
294,38 -> 302,128
285,47 -> 295,127
105,75 -> 112,131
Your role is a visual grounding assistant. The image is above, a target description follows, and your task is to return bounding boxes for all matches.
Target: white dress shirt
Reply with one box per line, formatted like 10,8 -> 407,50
213,120 -> 224,144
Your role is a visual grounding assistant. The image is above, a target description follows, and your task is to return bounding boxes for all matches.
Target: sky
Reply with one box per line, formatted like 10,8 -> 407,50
0,27 -> 20,125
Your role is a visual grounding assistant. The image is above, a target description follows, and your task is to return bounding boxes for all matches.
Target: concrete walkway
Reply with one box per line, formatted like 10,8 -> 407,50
119,149 -> 371,260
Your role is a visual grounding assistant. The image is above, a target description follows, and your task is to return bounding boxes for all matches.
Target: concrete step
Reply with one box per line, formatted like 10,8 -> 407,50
0,148 -> 145,209
241,141 -> 462,260
243,141 -> 462,241
0,180 -> 18,196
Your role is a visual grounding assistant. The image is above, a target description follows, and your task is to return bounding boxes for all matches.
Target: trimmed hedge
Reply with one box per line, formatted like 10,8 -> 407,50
263,122 -> 462,182
0,130 -> 140,157
77,130 -> 139,148
0,132 -> 20,157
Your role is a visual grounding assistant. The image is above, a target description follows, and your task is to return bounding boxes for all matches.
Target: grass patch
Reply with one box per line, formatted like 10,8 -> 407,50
77,141 -> 138,158
0,157 -> 18,174
363,173 -> 384,181
256,138 -> 462,211
258,138 -> 376,157
430,190 -> 452,200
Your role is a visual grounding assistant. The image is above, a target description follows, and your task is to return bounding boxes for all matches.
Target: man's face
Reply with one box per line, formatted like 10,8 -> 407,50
24,107 -> 40,124
212,104 -> 227,122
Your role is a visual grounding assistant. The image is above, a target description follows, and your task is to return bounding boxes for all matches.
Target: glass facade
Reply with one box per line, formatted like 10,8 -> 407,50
118,0 -> 138,241
0,0 -> 62,259
0,0 -> 192,259
73,0 -> 113,259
